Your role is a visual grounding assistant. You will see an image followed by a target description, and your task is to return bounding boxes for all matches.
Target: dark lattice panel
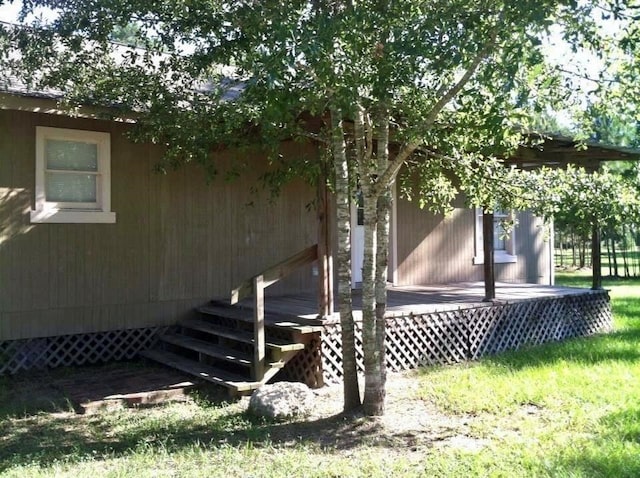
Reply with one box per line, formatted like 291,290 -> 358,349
0,327 -> 171,375
279,333 -> 325,388
472,292 -> 612,358
321,321 -> 364,384
321,291 -> 612,383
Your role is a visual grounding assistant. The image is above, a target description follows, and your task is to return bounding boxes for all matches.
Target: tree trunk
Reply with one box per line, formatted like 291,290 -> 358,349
330,108 -> 360,412
632,226 -> 638,278
612,236 -> 619,278
571,231 -> 577,267
605,230 -> 612,278
372,111 -> 391,416
622,224 -> 630,278
354,107 -> 385,416
559,232 -> 564,267
591,222 -> 602,290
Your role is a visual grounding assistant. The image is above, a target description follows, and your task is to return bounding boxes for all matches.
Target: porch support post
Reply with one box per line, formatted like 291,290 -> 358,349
591,220 -> 602,290
482,209 -> 496,301
317,178 -> 334,317
253,275 -> 265,382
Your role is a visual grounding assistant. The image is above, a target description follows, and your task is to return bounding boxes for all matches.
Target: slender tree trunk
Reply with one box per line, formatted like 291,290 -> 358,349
559,232 -> 564,267
372,110 -> 390,415
606,230 -> 612,278
355,107 -> 385,416
592,222 -> 602,290
612,236 -> 619,278
631,224 -> 638,277
571,231 -> 577,267
330,107 -> 360,412
622,224 -> 630,278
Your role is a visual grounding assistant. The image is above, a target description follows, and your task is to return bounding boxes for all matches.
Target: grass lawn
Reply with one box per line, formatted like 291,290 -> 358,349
1,274 -> 639,477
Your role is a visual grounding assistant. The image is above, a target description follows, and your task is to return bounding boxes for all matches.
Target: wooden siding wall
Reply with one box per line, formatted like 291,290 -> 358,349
395,186 -> 551,286
0,110 -> 317,340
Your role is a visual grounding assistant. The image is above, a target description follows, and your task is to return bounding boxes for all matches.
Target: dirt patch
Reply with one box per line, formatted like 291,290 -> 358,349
249,371 -> 483,453
1,363 -> 487,453
0,362 -> 197,416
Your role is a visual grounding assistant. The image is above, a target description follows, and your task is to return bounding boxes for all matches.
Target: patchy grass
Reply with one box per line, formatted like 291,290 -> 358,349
416,275 -> 640,477
2,276 -> 640,477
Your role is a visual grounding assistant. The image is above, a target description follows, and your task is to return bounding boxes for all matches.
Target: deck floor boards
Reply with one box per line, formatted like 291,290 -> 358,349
260,282 -> 594,322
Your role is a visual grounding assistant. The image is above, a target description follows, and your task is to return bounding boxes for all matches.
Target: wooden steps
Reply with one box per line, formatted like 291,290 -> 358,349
181,319 -> 306,353
140,350 -> 260,393
161,334 -> 253,366
199,304 -> 323,334
141,301 -> 321,395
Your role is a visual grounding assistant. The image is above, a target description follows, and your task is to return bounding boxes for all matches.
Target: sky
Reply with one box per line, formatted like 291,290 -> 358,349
0,1 -> 54,24
0,0 -> 618,130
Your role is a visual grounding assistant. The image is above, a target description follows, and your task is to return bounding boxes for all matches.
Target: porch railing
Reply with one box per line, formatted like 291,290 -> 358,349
230,244 -> 318,381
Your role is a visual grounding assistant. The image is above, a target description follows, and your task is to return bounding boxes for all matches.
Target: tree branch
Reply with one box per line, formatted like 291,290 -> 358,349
374,27 -> 499,193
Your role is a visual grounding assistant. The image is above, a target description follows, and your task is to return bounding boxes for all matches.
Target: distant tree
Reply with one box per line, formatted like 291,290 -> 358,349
109,23 -> 143,47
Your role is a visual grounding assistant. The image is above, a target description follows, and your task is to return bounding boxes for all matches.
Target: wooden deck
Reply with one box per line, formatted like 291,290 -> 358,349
261,282 -> 595,321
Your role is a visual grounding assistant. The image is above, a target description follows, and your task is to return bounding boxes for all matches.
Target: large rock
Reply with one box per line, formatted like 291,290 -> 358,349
248,382 -> 314,419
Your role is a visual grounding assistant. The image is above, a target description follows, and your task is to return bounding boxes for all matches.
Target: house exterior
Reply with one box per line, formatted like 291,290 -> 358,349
0,90 -> 554,376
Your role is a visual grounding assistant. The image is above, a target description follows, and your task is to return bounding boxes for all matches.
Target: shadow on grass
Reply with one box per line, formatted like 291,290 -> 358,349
0,404 -> 396,472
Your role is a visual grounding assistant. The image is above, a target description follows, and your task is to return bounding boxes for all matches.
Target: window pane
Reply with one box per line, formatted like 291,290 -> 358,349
46,173 -> 97,203
46,139 -> 98,172
493,220 -> 506,251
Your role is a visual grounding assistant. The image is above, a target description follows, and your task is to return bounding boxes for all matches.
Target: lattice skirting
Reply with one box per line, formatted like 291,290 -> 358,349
321,291 -> 612,384
278,333 -> 324,388
0,327 -> 172,375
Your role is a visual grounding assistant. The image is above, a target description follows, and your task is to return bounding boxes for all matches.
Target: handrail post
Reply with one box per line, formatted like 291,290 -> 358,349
253,274 -> 266,381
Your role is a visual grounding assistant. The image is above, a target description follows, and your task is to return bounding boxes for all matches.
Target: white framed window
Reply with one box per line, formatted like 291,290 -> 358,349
30,126 -> 116,223
473,208 -> 517,265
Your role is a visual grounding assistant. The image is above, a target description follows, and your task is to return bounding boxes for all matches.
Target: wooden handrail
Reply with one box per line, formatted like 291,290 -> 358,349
229,244 -> 318,382
230,244 -> 319,305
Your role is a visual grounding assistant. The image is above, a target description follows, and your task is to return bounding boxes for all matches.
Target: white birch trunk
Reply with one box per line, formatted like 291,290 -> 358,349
356,107 -> 385,416
330,107 -> 361,411
374,111 -> 390,401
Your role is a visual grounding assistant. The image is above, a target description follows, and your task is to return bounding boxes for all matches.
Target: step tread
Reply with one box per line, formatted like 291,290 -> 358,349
140,350 -> 260,392
199,304 -> 323,333
160,334 -> 252,366
181,319 -> 306,352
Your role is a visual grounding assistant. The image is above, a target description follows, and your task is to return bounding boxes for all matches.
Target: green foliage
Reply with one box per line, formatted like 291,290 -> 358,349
0,0 -> 621,203
502,164 -> 640,239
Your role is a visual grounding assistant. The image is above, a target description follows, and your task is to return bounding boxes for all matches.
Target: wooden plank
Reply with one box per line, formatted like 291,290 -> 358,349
230,244 -> 318,304
160,334 -> 252,366
199,304 -> 324,331
317,179 -> 334,316
181,319 -> 254,343
483,210 -> 496,300
140,349 -> 260,392
180,319 -> 304,352
253,275 -> 266,381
